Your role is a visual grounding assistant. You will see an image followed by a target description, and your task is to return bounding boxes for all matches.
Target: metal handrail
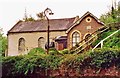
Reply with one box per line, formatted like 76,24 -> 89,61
70,26 -> 109,53
92,29 -> 120,52
71,22 -> 120,54
70,26 -> 109,50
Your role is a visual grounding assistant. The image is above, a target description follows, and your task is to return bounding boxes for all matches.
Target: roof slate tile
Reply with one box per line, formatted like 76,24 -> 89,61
8,17 -> 75,33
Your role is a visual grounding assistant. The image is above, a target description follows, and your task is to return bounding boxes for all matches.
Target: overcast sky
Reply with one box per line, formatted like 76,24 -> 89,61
0,0 -> 120,35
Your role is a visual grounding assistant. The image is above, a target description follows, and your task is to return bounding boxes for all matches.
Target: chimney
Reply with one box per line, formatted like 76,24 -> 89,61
73,16 -> 79,23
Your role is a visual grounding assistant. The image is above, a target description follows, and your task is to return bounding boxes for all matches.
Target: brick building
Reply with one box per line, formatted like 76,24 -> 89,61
7,11 -> 104,56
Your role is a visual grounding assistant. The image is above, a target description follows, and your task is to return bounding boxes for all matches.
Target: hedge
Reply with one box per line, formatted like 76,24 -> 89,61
2,48 -> 120,77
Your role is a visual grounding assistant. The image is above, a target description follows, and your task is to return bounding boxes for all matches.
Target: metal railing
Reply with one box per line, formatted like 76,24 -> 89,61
70,26 -> 109,54
92,29 -> 120,52
70,22 -> 120,54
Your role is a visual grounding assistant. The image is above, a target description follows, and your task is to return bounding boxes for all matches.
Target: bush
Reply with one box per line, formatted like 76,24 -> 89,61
92,30 -> 115,47
90,48 -> 120,69
49,48 -> 60,55
2,54 -> 62,76
92,30 -> 120,48
28,47 -> 46,55
44,55 -> 62,69
103,31 -> 120,48
59,49 -> 69,54
2,48 -> 120,77
2,55 -> 24,76
67,48 -> 120,70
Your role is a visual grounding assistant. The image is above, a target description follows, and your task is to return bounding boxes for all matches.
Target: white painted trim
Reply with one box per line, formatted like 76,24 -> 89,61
83,33 -> 92,40
92,29 -> 120,52
70,30 -> 82,47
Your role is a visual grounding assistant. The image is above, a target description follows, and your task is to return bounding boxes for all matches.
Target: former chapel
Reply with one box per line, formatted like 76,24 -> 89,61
7,11 -> 104,56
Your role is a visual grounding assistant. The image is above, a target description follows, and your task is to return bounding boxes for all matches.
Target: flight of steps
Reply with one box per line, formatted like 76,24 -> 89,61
70,26 -> 109,54
70,22 -> 120,54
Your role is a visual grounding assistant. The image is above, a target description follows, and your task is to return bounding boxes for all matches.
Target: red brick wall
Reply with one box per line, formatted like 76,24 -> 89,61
67,15 -> 103,49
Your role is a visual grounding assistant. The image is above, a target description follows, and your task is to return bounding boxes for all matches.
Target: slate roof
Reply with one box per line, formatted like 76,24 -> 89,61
8,11 -> 104,33
8,17 -> 76,33
55,36 -> 67,41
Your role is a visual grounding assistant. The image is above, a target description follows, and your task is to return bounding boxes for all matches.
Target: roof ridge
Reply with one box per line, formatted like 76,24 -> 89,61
8,16 -> 76,33
48,17 -> 76,20
21,17 -> 76,22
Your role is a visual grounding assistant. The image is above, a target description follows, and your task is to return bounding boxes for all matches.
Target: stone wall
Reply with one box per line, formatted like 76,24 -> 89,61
7,31 -> 66,56
2,66 -> 120,78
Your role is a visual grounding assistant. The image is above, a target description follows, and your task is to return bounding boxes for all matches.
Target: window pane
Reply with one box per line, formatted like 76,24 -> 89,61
18,38 -> 25,52
72,32 -> 80,46
73,43 -> 76,46
38,37 -> 44,49
72,38 -> 76,42
77,38 -> 80,42
76,34 -> 80,37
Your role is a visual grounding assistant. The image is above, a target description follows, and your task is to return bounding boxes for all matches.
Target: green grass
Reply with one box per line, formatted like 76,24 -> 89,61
92,29 -> 120,48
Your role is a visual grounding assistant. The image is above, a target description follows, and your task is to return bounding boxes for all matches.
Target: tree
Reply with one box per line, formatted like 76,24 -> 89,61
23,15 -> 35,22
36,12 -> 45,20
100,2 -> 120,25
100,12 -> 116,25
0,28 -> 7,56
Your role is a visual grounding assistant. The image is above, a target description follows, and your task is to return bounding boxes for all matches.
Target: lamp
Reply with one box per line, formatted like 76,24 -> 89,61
43,8 -> 54,54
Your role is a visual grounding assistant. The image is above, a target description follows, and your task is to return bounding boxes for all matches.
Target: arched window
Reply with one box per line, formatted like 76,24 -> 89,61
84,34 -> 91,42
72,32 -> 80,47
18,38 -> 25,52
38,37 -> 45,49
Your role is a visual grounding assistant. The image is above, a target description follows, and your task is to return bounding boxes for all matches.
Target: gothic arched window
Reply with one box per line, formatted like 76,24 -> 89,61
72,32 -> 80,47
84,34 -> 91,42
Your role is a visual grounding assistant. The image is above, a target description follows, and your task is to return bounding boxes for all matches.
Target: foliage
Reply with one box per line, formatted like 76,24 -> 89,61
103,31 -> 120,48
23,15 -> 35,22
100,4 -> 120,25
100,13 -> 116,25
2,27 -> 120,77
36,12 -> 45,20
2,54 -> 62,76
90,48 -> 120,69
92,29 -> 120,48
49,48 -> 61,55
92,29 -> 113,46
59,48 -> 120,70
2,48 -> 120,76
28,47 -> 46,55
44,55 -> 62,69
2,55 -> 24,76
0,28 -> 7,56
60,54 -> 78,67
59,49 -> 69,54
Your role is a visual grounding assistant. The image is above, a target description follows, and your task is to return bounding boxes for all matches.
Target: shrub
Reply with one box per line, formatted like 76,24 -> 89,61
92,30 -> 115,47
2,55 -> 24,76
90,48 -> 120,69
92,30 -> 120,48
28,47 -> 46,55
15,55 -> 38,75
103,31 -> 120,48
49,48 -> 60,55
44,55 -> 62,69
59,49 -> 69,54
60,54 -> 77,64
2,53 -> 63,76
2,47 -> 120,77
